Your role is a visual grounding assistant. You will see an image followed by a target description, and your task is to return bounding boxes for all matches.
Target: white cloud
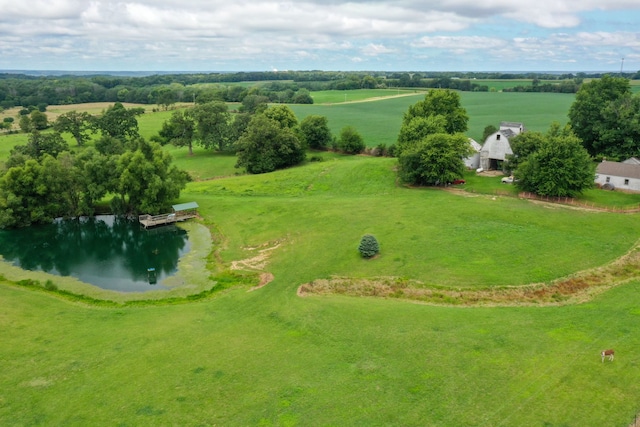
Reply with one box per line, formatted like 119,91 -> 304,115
0,1 -> 639,70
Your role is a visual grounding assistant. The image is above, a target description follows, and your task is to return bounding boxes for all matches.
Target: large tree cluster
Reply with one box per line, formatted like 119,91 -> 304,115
396,89 -> 471,186
569,75 -> 640,161
0,104 -> 190,228
509,124 -> 594,197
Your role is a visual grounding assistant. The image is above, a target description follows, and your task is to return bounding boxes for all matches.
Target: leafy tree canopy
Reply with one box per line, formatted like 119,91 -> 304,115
398,133 -> 472,186
235,114 -> 305,174
401,89 -> 468,135
337,126 -> 365,154
94,102 -> 144,141
514,124 -> 594,197
53,110 -> 94,146
300,115 -> 332,150
568,75 -> 632,158
263,105 -> 298,129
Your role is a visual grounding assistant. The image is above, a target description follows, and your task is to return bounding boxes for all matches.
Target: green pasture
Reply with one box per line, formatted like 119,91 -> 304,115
3,155 -> 640,425
3,91 -> 640,425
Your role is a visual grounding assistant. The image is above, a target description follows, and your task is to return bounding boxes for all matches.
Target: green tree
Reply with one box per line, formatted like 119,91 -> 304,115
157,109 -> 196,155
73,148 -> 118,213
263,105 -> 298,129
292,89 -> 314,104
29,110 -> 49,130
300,115 -> 332,150
0,155 -> 71,227
504,130 -> 546,173
401,89 -> 468,135
95,135 -> 126,156
398,133 -> 472,186
94,102 -> 144,141
568,75 -> 631,156
337,126 -> 365,154
18,115 -> 32,133
515,125 -> 594,197
235,114 -> 305,174
109,139 -> 191,214
0,158 -> 48,227
153,87 -> 178,110
397,115 -> 446,153
191,101 -> 231,151
53,111 -> 94,146
396,89 -> 468,155
10,131 -> 69,161
592,94 -> 640,160
240,94 -> 269,114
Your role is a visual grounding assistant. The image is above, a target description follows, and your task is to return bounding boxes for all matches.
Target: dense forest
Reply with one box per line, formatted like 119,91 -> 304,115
2,70 -> 638,109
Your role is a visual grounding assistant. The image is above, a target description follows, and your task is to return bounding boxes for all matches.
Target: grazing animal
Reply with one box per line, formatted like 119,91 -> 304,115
601,349 -> 615,362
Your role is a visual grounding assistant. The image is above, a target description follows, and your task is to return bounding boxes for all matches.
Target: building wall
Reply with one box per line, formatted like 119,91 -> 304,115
465,152 -> 480,169
594,174 -> 640,192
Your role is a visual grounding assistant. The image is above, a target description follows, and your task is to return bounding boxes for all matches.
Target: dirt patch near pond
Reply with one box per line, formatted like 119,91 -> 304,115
298,239 -> 640,307
230,239 -> 284,290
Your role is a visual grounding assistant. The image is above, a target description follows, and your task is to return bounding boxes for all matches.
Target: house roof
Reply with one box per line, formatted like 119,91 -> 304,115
172,202 -> 199,212
596,161 -> 640,179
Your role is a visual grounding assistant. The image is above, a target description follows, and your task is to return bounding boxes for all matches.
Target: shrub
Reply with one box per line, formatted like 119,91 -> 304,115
338,126 -> 365,154
358,234 -> 380,258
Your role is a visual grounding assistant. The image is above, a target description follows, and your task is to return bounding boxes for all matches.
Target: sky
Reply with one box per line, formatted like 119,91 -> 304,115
1,0 -> 640,73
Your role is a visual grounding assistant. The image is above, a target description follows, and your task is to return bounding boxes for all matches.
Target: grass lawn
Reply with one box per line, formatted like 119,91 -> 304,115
3,93 -> 640,425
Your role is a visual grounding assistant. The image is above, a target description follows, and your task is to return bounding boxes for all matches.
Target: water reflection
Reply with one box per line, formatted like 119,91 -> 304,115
0,216 -> 190,292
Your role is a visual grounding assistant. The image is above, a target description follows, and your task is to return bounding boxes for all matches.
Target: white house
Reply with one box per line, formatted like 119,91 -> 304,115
595,160 -> 640,192
464,138 -> 482,169
479,122 -> 524,170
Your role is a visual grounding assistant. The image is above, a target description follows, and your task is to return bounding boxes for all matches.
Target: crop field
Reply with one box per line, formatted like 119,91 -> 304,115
290,91 -> 575,145
2,91 -> 640,425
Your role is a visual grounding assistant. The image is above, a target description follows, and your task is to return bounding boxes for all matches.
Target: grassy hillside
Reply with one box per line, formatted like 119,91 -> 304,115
2,155 -> 640,425
2,92 -> 640,425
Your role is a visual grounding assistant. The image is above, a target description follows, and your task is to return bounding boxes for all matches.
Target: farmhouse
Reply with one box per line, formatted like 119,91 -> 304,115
464,138 -> 482,169
479,122 -> 524,170
595,159 -> 640,192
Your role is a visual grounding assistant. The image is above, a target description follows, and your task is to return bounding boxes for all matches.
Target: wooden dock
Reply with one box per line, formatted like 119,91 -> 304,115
139,202 -> 199,229
138,212 -> 196,228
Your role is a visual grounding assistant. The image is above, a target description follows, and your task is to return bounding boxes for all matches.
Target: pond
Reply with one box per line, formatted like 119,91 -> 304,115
0,215 -> 191,292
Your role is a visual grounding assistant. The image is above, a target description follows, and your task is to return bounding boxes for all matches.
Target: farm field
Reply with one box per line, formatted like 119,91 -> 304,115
290,91 -> 575,146
2,91 -> 640,425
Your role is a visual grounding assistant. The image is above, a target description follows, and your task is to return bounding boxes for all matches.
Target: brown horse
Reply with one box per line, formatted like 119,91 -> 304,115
601,349 -> 615,362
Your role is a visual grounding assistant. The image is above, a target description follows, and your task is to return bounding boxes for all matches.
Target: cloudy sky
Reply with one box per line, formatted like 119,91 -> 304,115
1,0 -> 639,72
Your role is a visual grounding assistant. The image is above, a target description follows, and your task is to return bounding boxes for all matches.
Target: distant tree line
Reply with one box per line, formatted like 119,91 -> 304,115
2,70 -> 638,109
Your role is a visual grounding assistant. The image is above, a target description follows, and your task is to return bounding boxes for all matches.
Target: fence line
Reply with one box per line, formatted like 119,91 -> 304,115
517,192 -> 640,213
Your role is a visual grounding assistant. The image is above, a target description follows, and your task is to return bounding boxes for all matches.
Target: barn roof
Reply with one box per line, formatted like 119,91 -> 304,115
596,161 -> 640,180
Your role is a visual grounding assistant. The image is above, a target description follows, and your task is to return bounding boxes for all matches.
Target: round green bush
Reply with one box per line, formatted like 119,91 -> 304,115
358,234 -> 380,258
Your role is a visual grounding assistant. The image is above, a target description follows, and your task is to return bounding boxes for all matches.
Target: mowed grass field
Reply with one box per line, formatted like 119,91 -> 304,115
3,91 -> 640,425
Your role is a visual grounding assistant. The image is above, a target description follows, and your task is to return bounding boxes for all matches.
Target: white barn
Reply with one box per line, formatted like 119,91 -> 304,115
479,122 -> 524,170
595,160 -> 640,192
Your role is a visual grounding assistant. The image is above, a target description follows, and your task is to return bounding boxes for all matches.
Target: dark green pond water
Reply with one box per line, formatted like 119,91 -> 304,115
0,215 -> 191,292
